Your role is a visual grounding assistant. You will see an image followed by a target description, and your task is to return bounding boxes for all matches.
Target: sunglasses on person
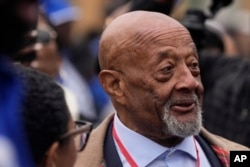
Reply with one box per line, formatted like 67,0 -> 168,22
59,120 -> 93,152
14,29 -> 57,64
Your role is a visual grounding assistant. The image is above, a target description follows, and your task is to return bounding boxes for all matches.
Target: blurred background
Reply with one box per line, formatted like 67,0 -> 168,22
71,0 -> 250,60
15,0 -> 250,146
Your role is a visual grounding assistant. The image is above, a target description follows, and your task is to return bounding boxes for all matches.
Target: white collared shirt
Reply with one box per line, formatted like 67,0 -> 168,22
113,114 -> 211,167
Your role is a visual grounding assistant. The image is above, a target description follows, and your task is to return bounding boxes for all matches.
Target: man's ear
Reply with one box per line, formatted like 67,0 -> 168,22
44,142 -> 59,167
98,70 -> 126,104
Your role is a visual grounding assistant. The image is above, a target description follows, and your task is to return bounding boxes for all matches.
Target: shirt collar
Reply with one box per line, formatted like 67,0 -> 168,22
113,114 -> 197,166
174,134 -> 197,160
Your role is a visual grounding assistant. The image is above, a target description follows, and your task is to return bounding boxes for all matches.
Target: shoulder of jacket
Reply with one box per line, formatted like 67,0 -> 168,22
200,127 -> 250,151
74,113 -> 115,167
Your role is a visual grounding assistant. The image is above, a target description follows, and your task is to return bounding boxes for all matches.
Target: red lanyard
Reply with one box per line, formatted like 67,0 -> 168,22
112,124 -> 200,167
112,124 -> 138,167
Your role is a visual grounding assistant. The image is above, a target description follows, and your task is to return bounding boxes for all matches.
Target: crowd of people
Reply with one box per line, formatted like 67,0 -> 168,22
0,0 -> 249,167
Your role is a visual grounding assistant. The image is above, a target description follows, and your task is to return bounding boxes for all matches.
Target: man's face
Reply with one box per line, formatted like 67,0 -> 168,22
120,26 -> 204,140
0,0 -> 38,56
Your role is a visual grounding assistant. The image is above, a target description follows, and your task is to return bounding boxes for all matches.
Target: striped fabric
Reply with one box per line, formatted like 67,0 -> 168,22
212,145 -> 230,167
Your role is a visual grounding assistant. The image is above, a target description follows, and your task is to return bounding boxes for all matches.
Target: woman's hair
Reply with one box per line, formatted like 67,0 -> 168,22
15,65 -> 70,165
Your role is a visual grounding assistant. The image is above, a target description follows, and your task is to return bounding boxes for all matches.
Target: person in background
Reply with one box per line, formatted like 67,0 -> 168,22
0,0 -> 92,166
75,11 -> 249,167
39,0 -> 98,122
69,33 -> 115,125
15,64 -> 93,167
15,2 -> 96,121
17,12 -> 81,121
0,0 -> 39,166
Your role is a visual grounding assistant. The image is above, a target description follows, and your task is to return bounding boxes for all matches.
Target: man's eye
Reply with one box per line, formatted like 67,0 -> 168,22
154,65 -> 174,82
189,61 -> 200,77
190,62 -> 199,68
163,65 -> 173,73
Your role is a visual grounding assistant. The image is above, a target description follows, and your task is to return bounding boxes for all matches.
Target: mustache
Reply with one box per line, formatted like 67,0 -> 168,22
165,93 -> 199,108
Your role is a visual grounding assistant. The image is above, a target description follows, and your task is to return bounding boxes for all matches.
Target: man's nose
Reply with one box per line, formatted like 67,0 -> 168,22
175,67 -> 199,92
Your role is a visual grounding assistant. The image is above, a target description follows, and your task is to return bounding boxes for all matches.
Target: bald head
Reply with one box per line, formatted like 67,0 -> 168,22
98,11 -> 192,70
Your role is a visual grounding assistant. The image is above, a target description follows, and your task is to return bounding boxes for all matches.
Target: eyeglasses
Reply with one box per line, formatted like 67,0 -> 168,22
59,120 -> 93,152
15,29 -> 57,63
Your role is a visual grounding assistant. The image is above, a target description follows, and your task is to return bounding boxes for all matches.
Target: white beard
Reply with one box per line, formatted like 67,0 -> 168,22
162,94 -> 202,138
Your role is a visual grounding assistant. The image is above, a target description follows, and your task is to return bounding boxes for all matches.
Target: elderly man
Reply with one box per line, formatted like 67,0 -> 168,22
76,11 -> 249,167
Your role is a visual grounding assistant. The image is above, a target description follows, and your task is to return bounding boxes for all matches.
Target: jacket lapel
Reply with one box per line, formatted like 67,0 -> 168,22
199,128 -> 231,167
103,121 -> 123,167
195,135 -> 223,167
